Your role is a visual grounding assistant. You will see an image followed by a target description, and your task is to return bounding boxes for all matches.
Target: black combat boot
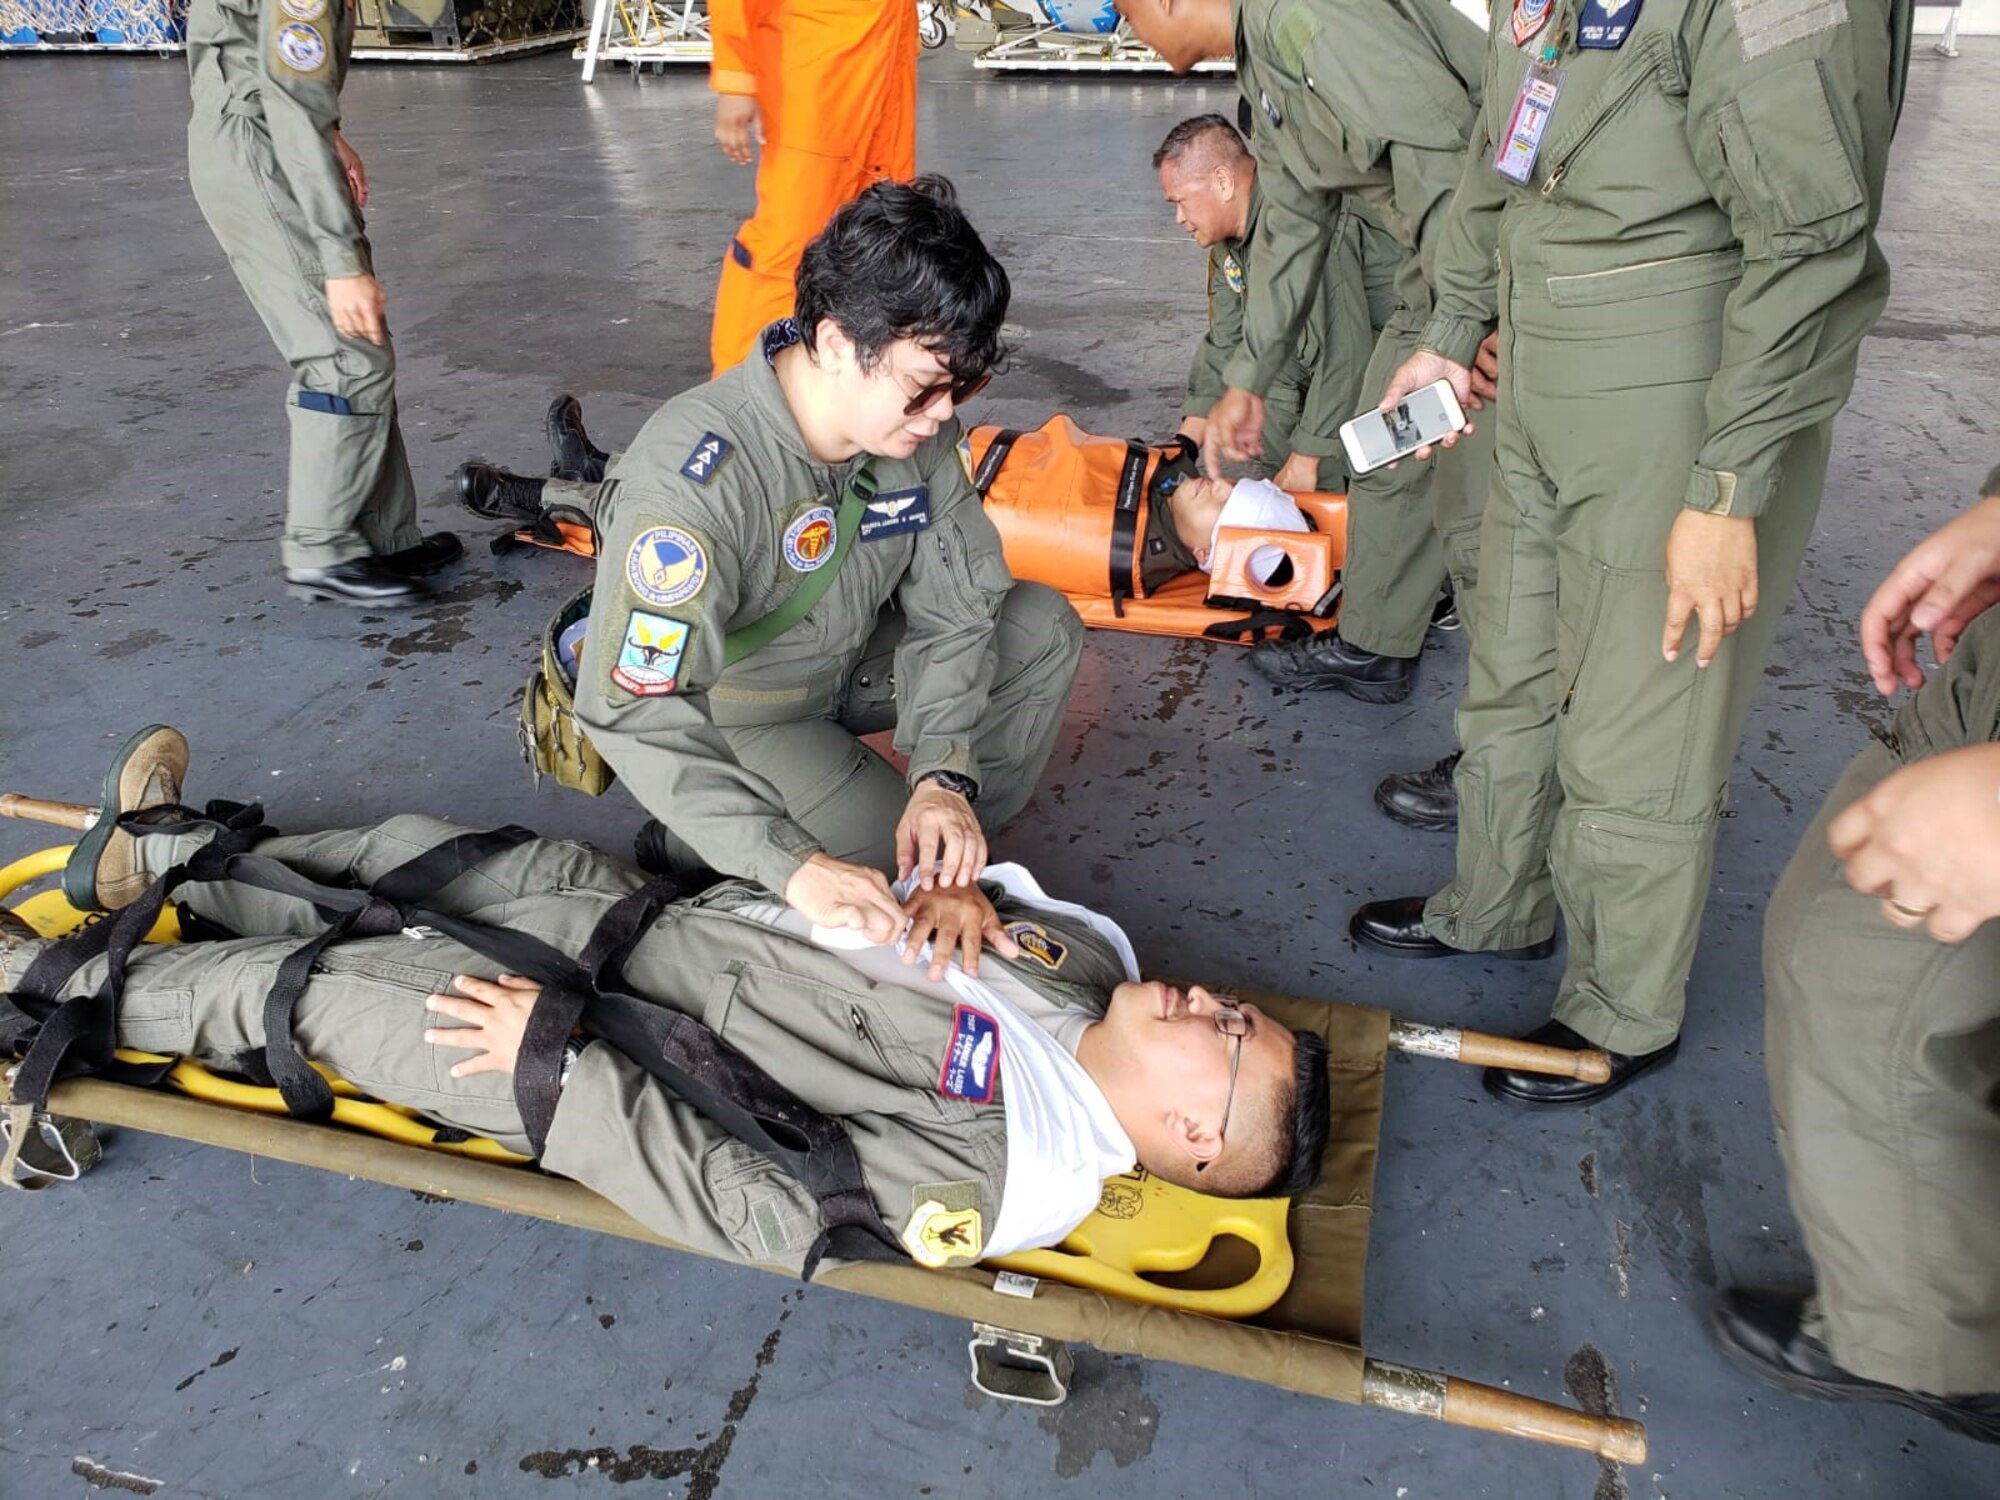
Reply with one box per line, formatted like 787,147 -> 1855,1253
1375,750 -> 1461,831
1249,630 -> 1415,703
381,531 -> 464,578
547,394 -> 610,484
283,556 -> 428,607
455,462 -> 549,524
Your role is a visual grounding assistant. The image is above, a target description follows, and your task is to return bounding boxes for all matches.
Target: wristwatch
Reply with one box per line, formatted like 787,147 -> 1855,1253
917,769 -> 979,804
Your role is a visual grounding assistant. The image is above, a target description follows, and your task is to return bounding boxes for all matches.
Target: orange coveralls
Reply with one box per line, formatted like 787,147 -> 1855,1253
707,0 -> 918,374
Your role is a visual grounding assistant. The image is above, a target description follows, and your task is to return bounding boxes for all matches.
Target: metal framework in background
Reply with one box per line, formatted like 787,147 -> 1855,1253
0,0 -> 587,58
953,3 -> 1233,72
1,0 -> 186,51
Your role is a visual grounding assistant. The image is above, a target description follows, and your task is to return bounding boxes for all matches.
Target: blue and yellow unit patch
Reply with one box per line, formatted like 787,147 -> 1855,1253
1005,921 -> 1067,972
610,610 -> 690,697
627,525 -> 707,608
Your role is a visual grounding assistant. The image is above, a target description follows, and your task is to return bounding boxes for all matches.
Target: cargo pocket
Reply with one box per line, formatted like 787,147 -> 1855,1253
1712,58 -> 1867,258
702,1139 -> 820,1266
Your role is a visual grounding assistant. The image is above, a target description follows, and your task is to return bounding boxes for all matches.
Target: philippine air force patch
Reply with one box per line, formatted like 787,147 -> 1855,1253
627,525 -> 707,608
275,20 -> 328,72
782,506 -> 838,572
610,610 -> 690,696
1005,921 -> 1067,972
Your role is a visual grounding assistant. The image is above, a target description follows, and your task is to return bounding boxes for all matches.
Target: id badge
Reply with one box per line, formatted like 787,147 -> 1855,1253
1494,62 -> 1564,186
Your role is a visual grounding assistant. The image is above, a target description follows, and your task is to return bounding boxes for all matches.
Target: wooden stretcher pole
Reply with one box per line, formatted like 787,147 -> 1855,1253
0,795 -> 98,831
1386,1019 -> 1611,1084
1362,1359 -> 1647,1465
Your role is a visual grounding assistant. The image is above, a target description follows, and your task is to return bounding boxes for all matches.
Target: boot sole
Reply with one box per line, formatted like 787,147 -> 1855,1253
1372,783 -> 1459,831
61,724 -> 188,911
1255,672 -> 1412,704
1481,1040 -> 1677,1107
1709,1312 -> 2000,1443
286,583 -> 428,608
1350,918 -> 1554,962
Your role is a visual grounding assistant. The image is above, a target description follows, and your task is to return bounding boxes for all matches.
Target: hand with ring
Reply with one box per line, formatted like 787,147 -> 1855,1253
1827,741 -> 2000,943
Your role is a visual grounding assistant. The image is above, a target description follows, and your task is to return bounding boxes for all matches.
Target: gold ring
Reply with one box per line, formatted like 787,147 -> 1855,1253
1887,898 -> 1932,919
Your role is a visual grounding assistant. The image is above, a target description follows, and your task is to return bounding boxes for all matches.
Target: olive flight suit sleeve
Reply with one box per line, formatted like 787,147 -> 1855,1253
707,0 -> 763,96
1416,44 -> 1512,368
1185,245 -> 1244,418
1223,0 -> 1481,397
891,428 -> 1016,787
576,471 -> 825,894
1287,200 -> 1377,459
1677,0 -> 1905,519
253,0 -> 367,280
541,1043 -> 823,1269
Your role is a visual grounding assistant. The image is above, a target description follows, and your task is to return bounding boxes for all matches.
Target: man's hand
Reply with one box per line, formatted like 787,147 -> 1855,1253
326,273 -> 388,346
1662,511 -> 1758,668
424,974 -> 542,1079
1468,329 -> 1500,408
1202,387 -> 1266,474
1177,414 -> 1209,447
332,129 -> 368,210
1274,451 -> 1320,493
1376,350 -> 1474,463
1860,491 -> 2000,694
784,852 -> 906,942
900,884 -> 1020,981
1828,742 -> 2000,943
896,780 -> 985,889
714,95 -> 763,164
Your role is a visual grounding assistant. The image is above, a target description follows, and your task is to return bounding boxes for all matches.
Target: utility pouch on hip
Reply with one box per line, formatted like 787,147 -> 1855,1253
521,587 -> 616,796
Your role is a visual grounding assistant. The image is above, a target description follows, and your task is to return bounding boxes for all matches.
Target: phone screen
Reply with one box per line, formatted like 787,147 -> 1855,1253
1341,382 -> 1463,473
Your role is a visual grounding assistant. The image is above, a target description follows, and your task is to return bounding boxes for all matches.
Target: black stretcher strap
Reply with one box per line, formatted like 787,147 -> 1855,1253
970,429 -> 1022,498
1107,439 -> 1150,605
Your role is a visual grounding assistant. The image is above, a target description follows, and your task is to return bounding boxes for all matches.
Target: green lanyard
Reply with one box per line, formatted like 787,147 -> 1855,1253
722,458 -> 877,667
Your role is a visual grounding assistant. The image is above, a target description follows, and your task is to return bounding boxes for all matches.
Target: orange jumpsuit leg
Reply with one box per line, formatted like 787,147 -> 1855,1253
708,0 -> 918,374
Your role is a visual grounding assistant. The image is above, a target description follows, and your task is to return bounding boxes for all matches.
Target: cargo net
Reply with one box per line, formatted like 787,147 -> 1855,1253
1,0 -> 189,44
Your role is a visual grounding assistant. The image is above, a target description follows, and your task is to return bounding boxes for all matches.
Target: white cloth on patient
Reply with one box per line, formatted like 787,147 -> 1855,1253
1207,477 -> 1310,585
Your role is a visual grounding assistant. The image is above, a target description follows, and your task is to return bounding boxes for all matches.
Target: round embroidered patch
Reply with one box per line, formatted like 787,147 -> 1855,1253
280,0 -> 328,20
275,21 -> 327,71
1222,251 -> 1246,296
782,506 -> 838,573
626,525 -> 708,608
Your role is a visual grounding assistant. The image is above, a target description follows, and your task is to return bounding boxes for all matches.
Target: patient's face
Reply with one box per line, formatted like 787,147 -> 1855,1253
1102,979 -> 1293,1120
1158,160 -> 1239,249
1167,475 -> 1232,562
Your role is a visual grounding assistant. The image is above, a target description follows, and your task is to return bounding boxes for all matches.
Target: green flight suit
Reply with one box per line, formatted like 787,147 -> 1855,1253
1184,182 -> 1404,493
572,329 -> 1084,893
1764,594 -> 2000,1395
1229,0 -> 1497,655
0,815 -> 1131,1274
1415,0 -> 1910,1052
186,0 -> 422,570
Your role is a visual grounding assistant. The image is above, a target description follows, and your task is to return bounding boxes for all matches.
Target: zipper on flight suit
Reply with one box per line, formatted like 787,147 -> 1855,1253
1540,66 -> 1655,198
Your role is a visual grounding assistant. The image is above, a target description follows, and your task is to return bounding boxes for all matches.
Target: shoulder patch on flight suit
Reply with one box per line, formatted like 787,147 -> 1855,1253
610,609 -> 692,696
782,506 -> 838,571
626,524 -> 708,607
1576,0 -> 1641,48
1730,0 -> 1843,60
858,486 -> 931,542
680,432 -> 734,485
939,1003 -> 1000,1103
280,0 -> 328,18
275,20 -> 328,72
1221,250 -> 1247,295
1005,921 -> 1068,972
904,1180 -> 984,1267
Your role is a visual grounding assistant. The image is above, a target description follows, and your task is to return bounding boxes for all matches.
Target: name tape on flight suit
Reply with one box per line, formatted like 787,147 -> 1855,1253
1577,0 -> 1642,47
858,486 -> 931,542
939,1004 -> 1000,1103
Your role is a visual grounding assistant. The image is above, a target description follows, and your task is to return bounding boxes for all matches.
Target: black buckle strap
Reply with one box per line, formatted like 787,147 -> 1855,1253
1107,439 -> 1150,602
970,428 -> 1022,498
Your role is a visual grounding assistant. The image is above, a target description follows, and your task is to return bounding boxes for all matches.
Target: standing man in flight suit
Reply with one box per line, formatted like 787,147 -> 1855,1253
706,0 -> 919,376
1159,113 -> 1402,495
1351,0 -> 1911,1103
185,0 -> 460,606
1119,0 -> 1497,709
575,179 -> 1084,944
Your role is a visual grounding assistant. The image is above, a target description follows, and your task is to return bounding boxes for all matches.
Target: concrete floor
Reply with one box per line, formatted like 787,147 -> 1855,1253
3,36 -> 1997,1500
